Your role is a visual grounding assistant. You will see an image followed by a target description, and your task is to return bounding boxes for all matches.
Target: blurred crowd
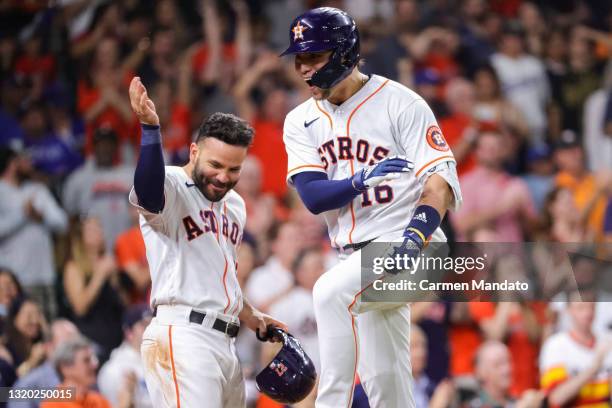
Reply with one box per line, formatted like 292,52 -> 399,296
0,0 -> 611,407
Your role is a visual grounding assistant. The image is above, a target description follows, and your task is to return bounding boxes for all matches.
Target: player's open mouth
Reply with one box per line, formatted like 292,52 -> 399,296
304,79 -> 319,92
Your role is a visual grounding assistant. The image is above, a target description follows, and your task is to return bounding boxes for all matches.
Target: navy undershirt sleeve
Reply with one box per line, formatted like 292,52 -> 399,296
292,171 -> 361,215
134,124 -> 165,213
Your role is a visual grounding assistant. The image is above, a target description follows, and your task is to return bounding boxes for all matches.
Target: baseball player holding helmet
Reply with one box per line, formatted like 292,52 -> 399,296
281,7 -> 462,408
127,77 -> 297,407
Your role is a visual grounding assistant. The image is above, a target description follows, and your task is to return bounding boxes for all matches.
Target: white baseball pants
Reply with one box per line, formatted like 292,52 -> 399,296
314,231 -> 447,408
141,305 -> 245,408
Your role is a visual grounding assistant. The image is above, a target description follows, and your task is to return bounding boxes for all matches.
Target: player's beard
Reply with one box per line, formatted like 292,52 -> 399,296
192,168 -> 237,202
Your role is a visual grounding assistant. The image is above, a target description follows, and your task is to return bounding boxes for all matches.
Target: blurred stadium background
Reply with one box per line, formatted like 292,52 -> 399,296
0,0 -> 611,407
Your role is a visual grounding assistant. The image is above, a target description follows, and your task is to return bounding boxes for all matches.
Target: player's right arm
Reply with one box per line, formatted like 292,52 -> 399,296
239,297 -> 288,342
292,158 -> 412,214
129,77 -> 164,214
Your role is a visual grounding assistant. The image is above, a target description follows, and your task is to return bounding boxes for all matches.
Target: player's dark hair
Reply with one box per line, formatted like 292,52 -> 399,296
195,112 -> 254,147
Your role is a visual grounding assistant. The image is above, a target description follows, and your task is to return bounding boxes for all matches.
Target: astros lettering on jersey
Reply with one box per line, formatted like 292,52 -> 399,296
284,74 -> 459,248
129,166 -> 245,318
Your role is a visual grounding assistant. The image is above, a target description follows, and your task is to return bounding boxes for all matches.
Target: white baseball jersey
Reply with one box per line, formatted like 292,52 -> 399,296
540,332 -> 612,406
284,74 -> 461,249
129,166 -> 245,317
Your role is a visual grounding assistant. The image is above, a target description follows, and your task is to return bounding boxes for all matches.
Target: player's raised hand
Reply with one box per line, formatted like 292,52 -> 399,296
129,76 -> 159,126
351,156 -> 414,191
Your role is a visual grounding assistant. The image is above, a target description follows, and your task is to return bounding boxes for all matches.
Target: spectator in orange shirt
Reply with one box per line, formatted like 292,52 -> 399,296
146,43 -> 194,165
439,77 -> 478,175
14,32 -> 56,100
410,27 -> 460,83
233,51 -> 293,200
470,301 -> 547,397
553,129 -> 612,241
77,37 -> 138,159
115,207 -> 150,305
447,302 -> 482,377
190,0 -> 250,93
41,337 -> 111,408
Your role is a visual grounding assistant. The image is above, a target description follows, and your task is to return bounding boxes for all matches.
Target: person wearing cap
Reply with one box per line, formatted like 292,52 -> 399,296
413,68 -> 445,115
553,129 -> 611,241
20,101 -> 82,180
62,127 -> 134,250
279,7 -> 462,407
0,146 -> 67,318
97,304 -> 153,408
522,143 -> 554,212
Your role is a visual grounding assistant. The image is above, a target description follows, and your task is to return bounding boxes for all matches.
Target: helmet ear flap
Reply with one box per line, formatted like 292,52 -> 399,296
340,34 -> 359,68
309,35 -> 359,89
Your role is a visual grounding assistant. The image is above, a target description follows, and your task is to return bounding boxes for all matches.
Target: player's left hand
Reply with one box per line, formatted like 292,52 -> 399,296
385,231 -> 424,275
352,156 -> 414,191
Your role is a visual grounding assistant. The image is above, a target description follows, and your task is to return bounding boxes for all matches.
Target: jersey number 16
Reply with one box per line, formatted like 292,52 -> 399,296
361,185 -> 393,207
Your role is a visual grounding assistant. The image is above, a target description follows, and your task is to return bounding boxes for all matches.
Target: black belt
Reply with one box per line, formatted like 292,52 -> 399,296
342,238 -> 375,252
153,308 -> 240,338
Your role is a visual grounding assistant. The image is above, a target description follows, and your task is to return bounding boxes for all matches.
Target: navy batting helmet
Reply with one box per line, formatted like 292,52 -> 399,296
280,7 -> 360,89
255,327 -> 317,403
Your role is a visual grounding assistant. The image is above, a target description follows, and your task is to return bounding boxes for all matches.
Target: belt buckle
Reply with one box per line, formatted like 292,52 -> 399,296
221,316 -> 238,337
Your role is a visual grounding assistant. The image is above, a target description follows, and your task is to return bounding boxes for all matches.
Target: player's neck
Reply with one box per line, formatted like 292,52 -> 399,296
327,71 -> 369,106
182,163 -> 194,179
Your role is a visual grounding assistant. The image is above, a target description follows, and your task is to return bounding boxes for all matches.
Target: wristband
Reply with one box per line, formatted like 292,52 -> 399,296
351,174 -> 366,192
404,205 -> 441,243
141,124 -> 161,146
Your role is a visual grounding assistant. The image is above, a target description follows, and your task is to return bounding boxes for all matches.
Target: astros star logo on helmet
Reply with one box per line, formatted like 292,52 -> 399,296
292,21 -> 307,41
